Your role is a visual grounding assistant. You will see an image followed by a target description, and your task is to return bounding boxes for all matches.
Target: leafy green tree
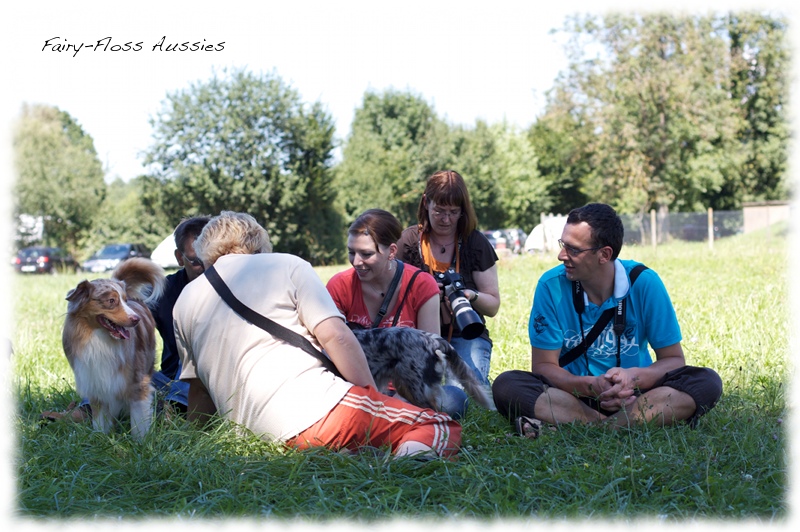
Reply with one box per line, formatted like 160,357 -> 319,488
80,177 -> 172,260
334,89 -> 451,228
562,13 -> 744,216
450,121 -> 551,231
12,104 -> 106,254
448,120 -> 504,228
527,84 -> 591,214
531,12 -> 792,219
142,68 -> 341,264
488,122 -> 551,231
725,12 -> 790,206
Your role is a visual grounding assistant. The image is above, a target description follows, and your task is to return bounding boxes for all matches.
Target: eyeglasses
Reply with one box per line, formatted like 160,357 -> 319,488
558,239 -> 602,257
431,207 -> 462,220
181,251 -> 204,269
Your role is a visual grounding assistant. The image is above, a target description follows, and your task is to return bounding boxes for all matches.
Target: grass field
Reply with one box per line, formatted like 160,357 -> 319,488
11,225 -> 789,522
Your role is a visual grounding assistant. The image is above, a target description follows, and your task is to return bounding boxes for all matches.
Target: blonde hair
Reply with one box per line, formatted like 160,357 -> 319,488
194,211 -> 272,265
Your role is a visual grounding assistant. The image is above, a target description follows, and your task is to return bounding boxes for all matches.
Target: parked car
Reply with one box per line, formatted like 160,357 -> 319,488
82,243 -> 150,273
482,230 -> 510,251
481,230 -> 498,248
504,228 -> 527,254
13,246 -> 80,274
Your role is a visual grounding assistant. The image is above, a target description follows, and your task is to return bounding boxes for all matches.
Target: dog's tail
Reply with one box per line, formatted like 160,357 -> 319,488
437,339 -> 493,410
112,258 -> 166,305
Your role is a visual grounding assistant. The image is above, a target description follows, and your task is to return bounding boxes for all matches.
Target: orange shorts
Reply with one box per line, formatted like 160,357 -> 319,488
287,385 -> 461,458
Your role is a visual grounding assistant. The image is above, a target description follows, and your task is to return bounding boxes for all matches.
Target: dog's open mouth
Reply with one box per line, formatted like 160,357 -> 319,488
97,316 -> 131,340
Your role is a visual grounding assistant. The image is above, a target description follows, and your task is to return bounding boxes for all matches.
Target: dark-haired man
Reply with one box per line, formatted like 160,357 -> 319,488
492,203 -> 722,436
149,216 -> 211,411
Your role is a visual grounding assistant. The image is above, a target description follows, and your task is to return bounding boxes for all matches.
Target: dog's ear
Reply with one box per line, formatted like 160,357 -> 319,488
66,281 -> 93,312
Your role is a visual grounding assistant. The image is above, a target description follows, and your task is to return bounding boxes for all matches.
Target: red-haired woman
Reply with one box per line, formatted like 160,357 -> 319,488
396,170 -> 501,390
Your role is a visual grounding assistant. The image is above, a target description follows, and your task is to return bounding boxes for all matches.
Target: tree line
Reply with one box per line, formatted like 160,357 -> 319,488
12,12 -> 789,265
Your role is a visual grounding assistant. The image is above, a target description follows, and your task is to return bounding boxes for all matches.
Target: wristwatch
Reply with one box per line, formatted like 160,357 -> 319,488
469,291 -> 479,303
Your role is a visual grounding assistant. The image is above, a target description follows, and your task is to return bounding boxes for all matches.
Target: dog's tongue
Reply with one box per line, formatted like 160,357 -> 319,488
97,316 -> 131,340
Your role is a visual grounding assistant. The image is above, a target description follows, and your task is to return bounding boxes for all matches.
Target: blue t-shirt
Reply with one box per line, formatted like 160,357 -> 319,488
528,260 -> 682,376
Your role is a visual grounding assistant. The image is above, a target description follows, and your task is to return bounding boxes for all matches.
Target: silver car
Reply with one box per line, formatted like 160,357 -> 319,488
82,243 -> 150,273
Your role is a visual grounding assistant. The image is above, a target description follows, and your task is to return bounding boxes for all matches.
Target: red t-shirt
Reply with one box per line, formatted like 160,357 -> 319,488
326,263 -> 440,329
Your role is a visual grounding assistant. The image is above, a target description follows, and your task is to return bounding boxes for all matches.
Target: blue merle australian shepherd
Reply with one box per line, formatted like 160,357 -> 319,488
349,326 -> 492,411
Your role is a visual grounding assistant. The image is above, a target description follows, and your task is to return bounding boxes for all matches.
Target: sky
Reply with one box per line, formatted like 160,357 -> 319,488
5,0 -> 791,184
5,0 -> 582,182
2,0 -> 799,527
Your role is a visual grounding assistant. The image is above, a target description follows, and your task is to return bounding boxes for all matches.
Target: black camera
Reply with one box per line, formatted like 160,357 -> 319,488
435,269 -> 485,340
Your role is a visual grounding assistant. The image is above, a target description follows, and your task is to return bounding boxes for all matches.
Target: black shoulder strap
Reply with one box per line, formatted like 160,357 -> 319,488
628,263 -> 648,284
559,308 -> 615,368
559,264 -> 648,368
372,260 -> 404,328
204,265 -> 343,378
390,269 -> 422,327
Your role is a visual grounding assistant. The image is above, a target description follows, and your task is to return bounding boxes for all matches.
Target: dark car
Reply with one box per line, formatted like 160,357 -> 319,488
13,246 -> 80,274
482,230 -> 510,251
504,228 -> 527,254
82,243 -> 150,273
481,230 -> 498,248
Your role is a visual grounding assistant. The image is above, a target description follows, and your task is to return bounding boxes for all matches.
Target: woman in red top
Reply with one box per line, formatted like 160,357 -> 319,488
326,209 -> 469,418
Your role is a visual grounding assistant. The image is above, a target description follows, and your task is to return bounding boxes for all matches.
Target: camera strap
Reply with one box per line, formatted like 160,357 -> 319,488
372,259 -> 404,328
417,230 -> 463,341
559,264 -> 648,369
204,265 -> 343,379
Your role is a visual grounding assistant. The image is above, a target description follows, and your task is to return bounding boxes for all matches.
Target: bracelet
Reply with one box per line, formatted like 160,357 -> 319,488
469,291 -> 479,303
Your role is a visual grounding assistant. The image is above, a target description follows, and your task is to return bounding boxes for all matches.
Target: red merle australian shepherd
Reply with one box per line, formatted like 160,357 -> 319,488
62,258 -> 165,439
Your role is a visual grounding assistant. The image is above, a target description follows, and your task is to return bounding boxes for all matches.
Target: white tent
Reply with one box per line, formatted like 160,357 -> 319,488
151,232 -> 180,269
524,215 -> 568,253
524,224 -> 546,252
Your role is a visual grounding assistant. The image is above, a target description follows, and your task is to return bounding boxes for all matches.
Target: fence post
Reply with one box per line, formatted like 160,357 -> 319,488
541,212 -> 547,251
708,207 -> 714,251
650,209 -> 657,249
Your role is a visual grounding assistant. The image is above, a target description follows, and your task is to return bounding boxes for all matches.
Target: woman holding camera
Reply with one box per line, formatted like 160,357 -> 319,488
327,208 -> 470,419
396,170 -> 501,387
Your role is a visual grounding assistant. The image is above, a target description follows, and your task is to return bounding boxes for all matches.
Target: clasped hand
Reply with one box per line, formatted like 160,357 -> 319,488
590,367 -> 638,412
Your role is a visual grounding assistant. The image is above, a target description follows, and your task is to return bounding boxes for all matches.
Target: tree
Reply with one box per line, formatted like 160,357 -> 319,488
490,122 -> 552,231
81,177 -> 172,260
450,121 -> 551,231
142,68 -> 342,264
528,84 -> 591,214
448,120 -> 504,228
530,12 -> 792,220
566,14 -> 744,216
12,104 -> 106,254
725,12 -> 790,206
337,89 -> 554,233
334,89 -> 451,228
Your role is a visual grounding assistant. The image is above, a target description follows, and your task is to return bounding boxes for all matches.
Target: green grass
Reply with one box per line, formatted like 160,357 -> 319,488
12,226 -> 789,521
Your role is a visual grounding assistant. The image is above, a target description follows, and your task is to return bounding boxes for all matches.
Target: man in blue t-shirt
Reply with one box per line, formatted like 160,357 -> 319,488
492,203 -> 722,436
